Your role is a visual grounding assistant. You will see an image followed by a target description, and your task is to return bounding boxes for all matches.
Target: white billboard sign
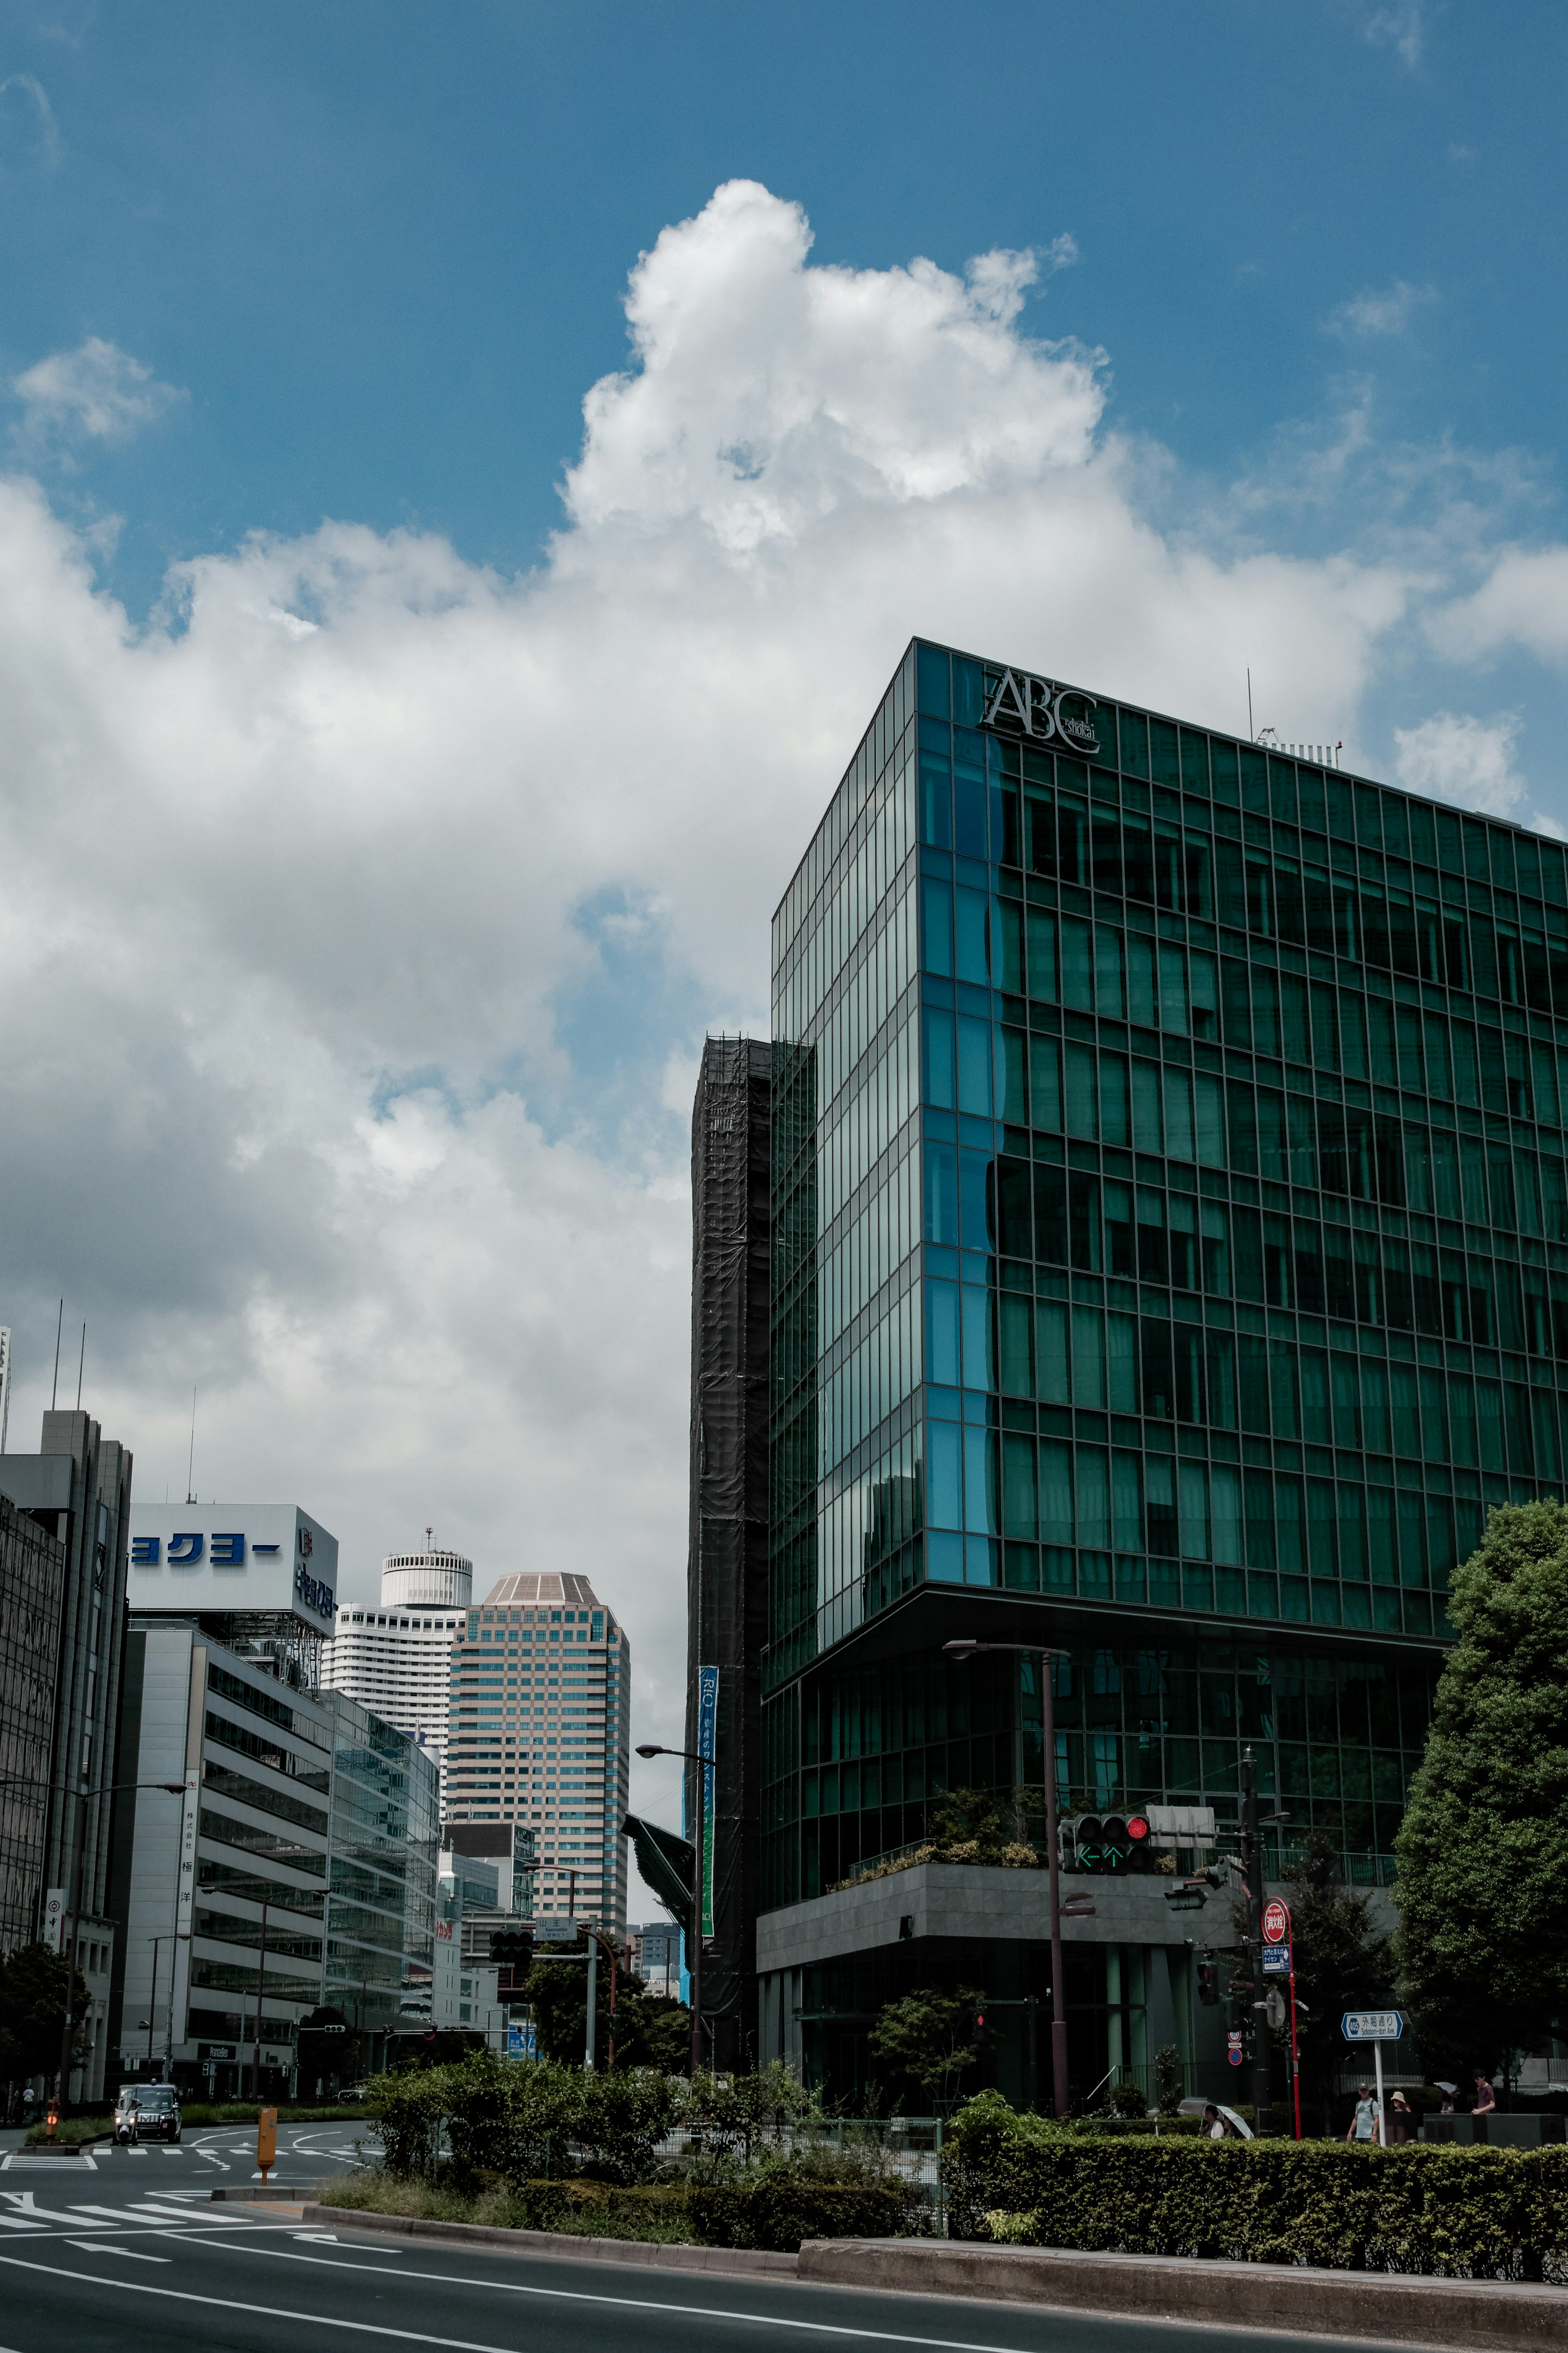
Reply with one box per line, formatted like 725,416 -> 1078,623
127,1503 -> 338,1631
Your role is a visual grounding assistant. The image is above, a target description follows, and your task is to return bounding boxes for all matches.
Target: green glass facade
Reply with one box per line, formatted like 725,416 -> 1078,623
764,636 -> 1568,1921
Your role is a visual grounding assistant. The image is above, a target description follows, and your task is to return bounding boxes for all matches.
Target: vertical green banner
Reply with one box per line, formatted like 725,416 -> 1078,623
698,1664 -> 718,1940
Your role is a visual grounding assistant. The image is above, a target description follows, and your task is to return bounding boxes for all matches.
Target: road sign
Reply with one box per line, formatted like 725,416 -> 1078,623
1227,2031 -> 1244,2068
1261,1942 -> 1292,1976
1265,1987 -> 1288,2032
1263,1900 -> 1290,1945
1342,2010 -> 1403,2042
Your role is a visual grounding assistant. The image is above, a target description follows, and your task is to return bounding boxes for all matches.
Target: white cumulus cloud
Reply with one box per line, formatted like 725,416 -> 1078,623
0,181 -> 1428,1857
1324,279 -> 1436,339
1393,709 -> 1523,816
12,335 -> 185,454
1426,546 -> 1568,666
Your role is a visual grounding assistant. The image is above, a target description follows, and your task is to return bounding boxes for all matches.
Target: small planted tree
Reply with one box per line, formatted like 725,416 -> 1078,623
869,1987 -> 987,2113
1395,1501 -> 1568,2081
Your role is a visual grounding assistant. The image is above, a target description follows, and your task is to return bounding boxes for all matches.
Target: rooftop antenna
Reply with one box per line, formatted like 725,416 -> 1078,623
75,1323 -> 86,1411
185,1384 -> 198,1507
1247,667 -> 1254,743
50,1298 -> 63,1411
426,1525 -> 433,1552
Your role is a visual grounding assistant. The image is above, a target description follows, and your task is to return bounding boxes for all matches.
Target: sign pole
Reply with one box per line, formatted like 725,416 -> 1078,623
1373,2036 -> 1385,2145
1289,1961 -> 1302,2142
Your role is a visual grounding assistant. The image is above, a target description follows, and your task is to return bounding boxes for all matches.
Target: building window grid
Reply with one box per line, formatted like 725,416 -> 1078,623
764,639 -> 1568,1900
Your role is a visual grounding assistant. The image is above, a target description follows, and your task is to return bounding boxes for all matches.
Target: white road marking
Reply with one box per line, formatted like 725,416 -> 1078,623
69,2242 -> 171,2263
21,2236 -> 1153,2353
0,2220 -> 48,2234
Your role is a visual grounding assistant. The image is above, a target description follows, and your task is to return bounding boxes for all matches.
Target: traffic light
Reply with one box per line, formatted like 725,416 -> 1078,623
1069,1813 -> 1154,1874
1197,1950 -> 1219,2006
490,1928 -> 533,1965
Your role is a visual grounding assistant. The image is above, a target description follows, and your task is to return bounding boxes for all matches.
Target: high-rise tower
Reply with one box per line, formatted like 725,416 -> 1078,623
755,636 -> 1566,2108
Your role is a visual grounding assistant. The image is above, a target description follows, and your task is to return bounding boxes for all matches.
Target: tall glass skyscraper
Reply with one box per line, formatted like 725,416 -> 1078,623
759,636 -> 1568,2097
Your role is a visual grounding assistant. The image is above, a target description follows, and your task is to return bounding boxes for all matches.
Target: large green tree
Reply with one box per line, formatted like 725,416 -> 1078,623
0,1943 -> 87,2087
1394,1499 -> 1568,2075
520,1955 -> 688,2070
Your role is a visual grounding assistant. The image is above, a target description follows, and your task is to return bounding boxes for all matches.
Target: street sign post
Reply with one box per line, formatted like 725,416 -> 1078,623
1341,2012 -> 1403,2143
1227,2030 -> 1243,2068
1263,1899 -> 1301,2140
256,2106 -> 277,2186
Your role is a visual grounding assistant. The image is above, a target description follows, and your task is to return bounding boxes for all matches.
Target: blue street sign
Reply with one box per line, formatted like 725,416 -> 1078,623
1226,2031 -> 1243,2068
1341,2010 -> 1403,2042
1261,1943 -> 1292,1975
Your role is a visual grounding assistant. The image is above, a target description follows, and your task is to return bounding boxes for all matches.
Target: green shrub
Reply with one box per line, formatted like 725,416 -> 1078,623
688,2177 -> 917,2253
942,2128 -> 1568,2279
363,2052 -> 682,2188
320,2172 -> 693,2242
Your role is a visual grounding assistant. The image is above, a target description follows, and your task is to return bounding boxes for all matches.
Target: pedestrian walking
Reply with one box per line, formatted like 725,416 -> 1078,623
1345,2084 -> 1380,2143
1472,2073 -> 1497,2115
1388,2090 -> 1412,2146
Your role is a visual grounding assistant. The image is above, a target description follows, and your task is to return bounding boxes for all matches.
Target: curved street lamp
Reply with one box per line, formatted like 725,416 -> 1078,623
635,1741 -> 711,2074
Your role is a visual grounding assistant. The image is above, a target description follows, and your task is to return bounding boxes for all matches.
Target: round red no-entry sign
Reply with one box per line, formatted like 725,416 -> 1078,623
1263,1899 -> 1290,1944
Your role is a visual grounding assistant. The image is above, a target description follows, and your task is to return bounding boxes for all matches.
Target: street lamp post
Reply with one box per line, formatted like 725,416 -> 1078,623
635,1740 -> 710,2074
0,1776 -> 186,2110
943,1641 -> 1071,2120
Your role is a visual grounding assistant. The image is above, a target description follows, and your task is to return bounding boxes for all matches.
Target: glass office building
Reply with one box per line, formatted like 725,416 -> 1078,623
763,637 -> 1568,1996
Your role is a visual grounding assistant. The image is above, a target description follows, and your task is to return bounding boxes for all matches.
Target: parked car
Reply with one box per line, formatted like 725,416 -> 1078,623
114,2083 -> 181,2144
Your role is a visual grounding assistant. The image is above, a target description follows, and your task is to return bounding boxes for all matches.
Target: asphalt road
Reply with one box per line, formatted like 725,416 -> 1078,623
0,2132 -> 1384,2353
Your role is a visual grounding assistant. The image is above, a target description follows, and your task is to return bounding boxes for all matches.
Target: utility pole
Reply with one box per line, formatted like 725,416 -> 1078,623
249,1902 -> 270,2100
1240,1748 -> 1273,2136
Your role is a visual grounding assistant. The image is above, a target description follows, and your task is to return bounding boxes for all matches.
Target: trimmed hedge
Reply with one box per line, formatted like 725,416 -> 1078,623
687,2179 -> 918,2253
944,2132 -> 1568,2280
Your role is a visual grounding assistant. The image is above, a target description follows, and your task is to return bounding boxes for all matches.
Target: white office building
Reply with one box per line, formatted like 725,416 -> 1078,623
444,1572 -> 629,1938
320,1542 -> 472,1792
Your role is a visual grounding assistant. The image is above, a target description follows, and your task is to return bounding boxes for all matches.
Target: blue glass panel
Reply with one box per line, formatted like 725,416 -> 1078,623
924,1142 -> 959,1243
926,1424 -> 962,1529
963,1426 -> 996,1534
926,1532 -> 964,1583
956,1017 -> 993,1115
921,877 -> 954,976
925,1280 -> 960,1386
960,1285 -> 994,1389
923,1008 -> 956,1109
953,658 -> 986,728
959,1148 -> 992,1250
917,643 -> 951,718
954,888 -> 989,983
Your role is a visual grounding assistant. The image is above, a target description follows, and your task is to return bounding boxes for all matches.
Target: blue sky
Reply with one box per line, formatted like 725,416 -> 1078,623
2,1 -> 1567,1868
4,3 -> 1564,608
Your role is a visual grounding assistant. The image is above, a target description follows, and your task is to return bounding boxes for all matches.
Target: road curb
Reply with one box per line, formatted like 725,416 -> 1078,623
212,2182 -> 327,2202
795,2239 -> 1568,2351
298,2203 -> 798,2277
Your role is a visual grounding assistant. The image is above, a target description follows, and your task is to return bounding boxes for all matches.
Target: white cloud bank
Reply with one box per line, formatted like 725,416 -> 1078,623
0,179 -> 1473,1831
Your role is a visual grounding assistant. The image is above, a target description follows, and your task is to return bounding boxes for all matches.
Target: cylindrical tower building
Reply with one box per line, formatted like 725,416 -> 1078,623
381,1545 -> 473,1612
320,1537 -> 475,1795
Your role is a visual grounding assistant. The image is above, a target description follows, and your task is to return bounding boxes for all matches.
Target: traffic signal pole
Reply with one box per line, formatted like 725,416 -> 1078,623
1240,1748 -> 1273,2136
